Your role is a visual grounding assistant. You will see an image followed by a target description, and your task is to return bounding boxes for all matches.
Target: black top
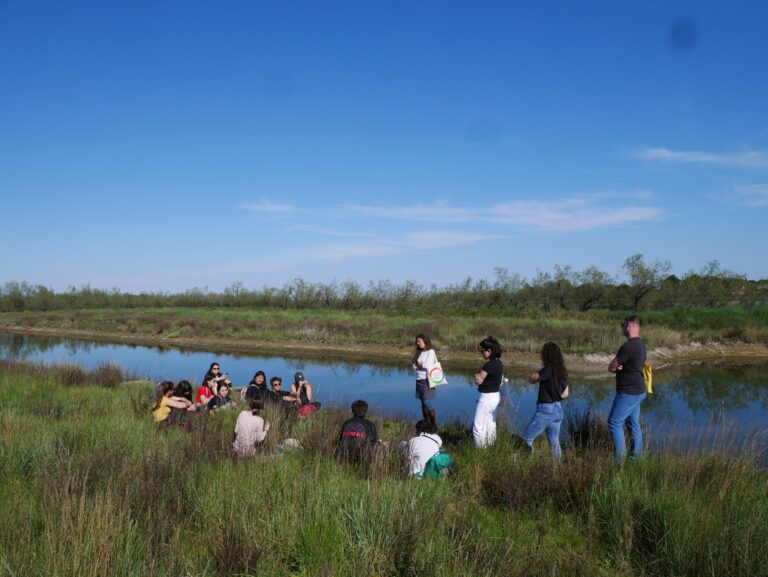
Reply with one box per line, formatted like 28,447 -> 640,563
295,383 -> 310,405
264,389 -> 293,405
244,383 -> 266,402
338,416 -> 378,457
207,396 -> 232,411
536,366 -> 568,404
615,337 -> 647,395
478,358 -> 503,393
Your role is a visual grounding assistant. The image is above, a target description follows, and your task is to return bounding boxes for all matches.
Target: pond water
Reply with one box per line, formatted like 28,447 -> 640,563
2,332 -> 767,457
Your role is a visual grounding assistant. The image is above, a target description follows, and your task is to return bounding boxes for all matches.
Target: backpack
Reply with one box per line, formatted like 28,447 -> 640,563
643,363 -> 653,394
423,450 -> 453,478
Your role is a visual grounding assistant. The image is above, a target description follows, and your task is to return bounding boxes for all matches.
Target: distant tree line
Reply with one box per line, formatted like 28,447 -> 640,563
2,255 -> 766,313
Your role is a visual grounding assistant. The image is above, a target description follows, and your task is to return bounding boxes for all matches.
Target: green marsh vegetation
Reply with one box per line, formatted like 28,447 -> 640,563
2,255 -> 767,358
2,305 -> 768,358
1,360 -> 766,576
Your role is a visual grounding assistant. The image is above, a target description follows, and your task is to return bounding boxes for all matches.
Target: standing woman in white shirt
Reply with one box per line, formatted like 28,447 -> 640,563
412,333 -> 438,425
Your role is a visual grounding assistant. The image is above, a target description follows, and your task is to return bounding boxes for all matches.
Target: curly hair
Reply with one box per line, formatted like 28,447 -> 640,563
541,342 -> 567,381
478,336 -> 503,359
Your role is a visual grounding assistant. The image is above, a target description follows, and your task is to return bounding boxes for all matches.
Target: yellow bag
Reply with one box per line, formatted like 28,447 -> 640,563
643,363 -> 653,394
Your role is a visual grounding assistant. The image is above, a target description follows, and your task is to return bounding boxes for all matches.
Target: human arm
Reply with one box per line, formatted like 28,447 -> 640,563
608,358 -> 622,373
529,372 -> 541,384
474,370 -> 488,385
166,397 -> 192,410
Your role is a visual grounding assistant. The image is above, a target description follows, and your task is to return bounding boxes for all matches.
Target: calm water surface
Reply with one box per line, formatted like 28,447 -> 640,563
2,333 -> 767,455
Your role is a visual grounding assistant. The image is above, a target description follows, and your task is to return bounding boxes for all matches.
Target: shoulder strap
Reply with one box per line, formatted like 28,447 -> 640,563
421,433 -> 440,446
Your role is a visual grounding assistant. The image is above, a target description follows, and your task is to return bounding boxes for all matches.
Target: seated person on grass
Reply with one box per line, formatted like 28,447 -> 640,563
196,375 -> 216,408
291,371 -> 321,409
404,419 -> 443,477
244,370 -> 267,402
204,361 -> 232,392
152,382 -> 194,425
337,400 -> 378,462
232,398 -> 270,458
207,384 -> 235,411
264,377 -> 298,409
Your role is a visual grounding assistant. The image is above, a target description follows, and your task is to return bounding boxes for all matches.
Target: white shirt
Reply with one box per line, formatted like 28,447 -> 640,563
407,433 -> 442,476
414,349 -> 438,380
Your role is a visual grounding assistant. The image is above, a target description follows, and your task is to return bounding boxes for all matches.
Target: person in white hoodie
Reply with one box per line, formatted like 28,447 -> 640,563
405,419 -> 443,478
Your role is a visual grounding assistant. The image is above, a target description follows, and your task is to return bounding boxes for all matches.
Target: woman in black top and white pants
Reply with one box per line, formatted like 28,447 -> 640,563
523,342 -> 569,464
473,336 -> 504,448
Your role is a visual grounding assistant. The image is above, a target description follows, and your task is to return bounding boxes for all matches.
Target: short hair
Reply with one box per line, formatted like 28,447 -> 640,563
351,399 -> 368,418
624,315 -> 642,327
478,336 -> 503,359
415,419 -> 437,434
270,376 -> 282,385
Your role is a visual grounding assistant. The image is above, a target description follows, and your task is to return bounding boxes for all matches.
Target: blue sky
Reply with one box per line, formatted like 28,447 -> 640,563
2,1 -> 767,292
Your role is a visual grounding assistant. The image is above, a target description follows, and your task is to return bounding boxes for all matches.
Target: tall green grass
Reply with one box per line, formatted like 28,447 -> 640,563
0,359 -> 765,576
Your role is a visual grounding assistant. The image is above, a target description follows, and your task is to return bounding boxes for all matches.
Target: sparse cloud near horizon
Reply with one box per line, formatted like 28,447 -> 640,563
236,201 -> 295,213
305,230 -> 504,261
635,147 -> 768,168
342,194 -> 664,232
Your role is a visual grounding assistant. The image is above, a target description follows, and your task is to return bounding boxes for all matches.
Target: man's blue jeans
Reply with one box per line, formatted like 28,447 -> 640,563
608,392 -> 647,462
523,402 -> 563,463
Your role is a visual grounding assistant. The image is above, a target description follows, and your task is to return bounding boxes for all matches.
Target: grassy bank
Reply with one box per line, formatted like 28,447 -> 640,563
1,306 -> 768,363
0,360 -> 766,576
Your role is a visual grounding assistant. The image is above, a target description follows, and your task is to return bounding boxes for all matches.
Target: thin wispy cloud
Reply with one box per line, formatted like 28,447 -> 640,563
236,201 -> 295,213
342,194 -> 664,232
342,203 -> 473,223
490,201 -> 664,231
287,224 -> 375,238
636,147 -> 768,168
732,184 -> 768,207
305,230 -> 503,261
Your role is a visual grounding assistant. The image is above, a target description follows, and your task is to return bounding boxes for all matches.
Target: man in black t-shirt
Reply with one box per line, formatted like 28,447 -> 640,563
337,400 -> 378,462
608,315 -> 648,462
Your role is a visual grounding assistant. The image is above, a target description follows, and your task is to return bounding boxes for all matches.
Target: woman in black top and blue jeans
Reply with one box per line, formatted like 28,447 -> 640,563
523,342 -> 568,464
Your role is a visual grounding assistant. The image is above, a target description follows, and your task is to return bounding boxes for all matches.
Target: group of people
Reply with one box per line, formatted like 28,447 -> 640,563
150,362 -> 322,457
151,314 -> 648,468
413,314 -> 648,464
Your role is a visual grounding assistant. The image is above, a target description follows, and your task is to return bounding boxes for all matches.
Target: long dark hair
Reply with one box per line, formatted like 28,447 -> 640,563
173,380 -> 193,402
541,342 -> 567,381
250,371 -> 266,387
412,333 -> 433,364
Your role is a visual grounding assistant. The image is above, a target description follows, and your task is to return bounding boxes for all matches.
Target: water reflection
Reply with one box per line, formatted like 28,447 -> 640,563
2,332 -> 767,449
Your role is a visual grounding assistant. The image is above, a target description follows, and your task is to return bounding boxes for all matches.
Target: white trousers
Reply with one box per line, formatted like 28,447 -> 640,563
472,391 -> 500,448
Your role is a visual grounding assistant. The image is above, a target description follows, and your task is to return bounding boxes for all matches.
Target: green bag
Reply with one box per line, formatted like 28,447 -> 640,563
423,450 -> 453,478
